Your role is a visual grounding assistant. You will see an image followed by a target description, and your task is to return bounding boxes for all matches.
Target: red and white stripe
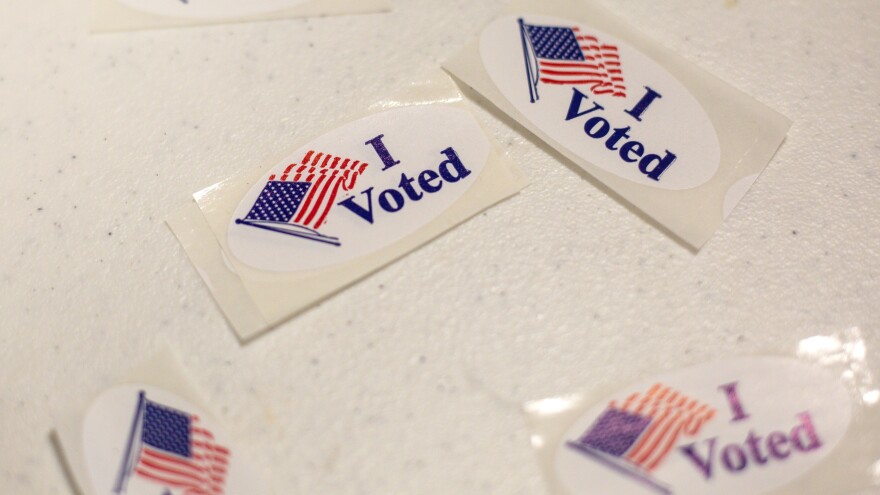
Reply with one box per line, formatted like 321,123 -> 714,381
537,27 -> 627,98
134,416 -> 230,495
610,383 -> 715,472
268,150 -> 369,229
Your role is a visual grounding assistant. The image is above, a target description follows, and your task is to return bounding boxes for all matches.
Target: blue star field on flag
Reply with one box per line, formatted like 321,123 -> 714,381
525,25 -> 585,61
142,401 -> 192,458
243,181 -> 311,224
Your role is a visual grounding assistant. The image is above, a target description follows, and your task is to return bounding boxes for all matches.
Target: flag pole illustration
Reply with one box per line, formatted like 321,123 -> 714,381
235,150 -> 369,247
518,18 -> 627,103
566,383 -> 716,495
519,18 -> 539,103
114,391 -> 147,494
113,391 -> 230,495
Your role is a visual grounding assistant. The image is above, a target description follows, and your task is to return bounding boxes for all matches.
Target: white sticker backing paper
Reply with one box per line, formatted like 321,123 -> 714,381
167,75 -> 527,341
526,332 -> 880,495
54,348 -> 269,495
443,0 -> 791,249
92,0 -> 391,32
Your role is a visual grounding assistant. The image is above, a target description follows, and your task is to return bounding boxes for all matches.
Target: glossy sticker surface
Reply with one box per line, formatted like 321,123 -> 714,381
227,105 -> 490,272
115,0 -> 309,19
480,15 -> 720,190
554,358 -> 851,494
81,384 -> 262,495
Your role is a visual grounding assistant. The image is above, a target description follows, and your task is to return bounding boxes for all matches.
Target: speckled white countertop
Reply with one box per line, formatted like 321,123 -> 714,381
1,0 -> 879,493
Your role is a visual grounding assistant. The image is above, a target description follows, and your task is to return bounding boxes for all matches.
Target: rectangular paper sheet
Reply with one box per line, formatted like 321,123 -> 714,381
443,0 -> 791,249
525,329 -> 880,495
54,347 -> 269,495
167,74 -> 527,341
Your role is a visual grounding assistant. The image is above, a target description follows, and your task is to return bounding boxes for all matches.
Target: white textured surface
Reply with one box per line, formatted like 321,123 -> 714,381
0,1 -> 878,494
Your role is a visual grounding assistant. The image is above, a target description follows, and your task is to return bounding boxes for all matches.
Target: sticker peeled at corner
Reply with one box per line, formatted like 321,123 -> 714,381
228,105 -> 489,272
480,15 -> 720,190
81,384 -> 262,495
114,0 -> 309,19
554,358 -> 851,495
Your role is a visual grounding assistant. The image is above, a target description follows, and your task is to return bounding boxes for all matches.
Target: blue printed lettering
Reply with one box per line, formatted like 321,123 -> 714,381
365,134 -> 401,171
337,187 -> 376,224
625,86 -> 663,122
563,88 -> 677,182
679,412 -> 823,480
337,147 -> 472,224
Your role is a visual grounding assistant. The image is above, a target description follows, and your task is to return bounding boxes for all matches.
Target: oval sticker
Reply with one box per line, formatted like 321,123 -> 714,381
228,105 -> 489,272
115,0 -> 308,19
480,15 -> 720,190
554,357 -> 851,494
81,384 -> 265,495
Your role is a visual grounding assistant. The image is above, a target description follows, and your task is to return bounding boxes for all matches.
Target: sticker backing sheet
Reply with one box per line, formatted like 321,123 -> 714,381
443,0 -> 791,249
525,329 -> 880,495
54,347 -> 269,495
167,73 -> 527,341
92,0 -> 391,32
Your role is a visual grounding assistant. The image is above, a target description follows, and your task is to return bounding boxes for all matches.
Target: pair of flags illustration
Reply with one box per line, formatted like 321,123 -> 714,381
237,20 -> 625,248
237,150 -> 370,247
115,392 -> 229,495
519,19 -> 627,103
568,383 -> 716,494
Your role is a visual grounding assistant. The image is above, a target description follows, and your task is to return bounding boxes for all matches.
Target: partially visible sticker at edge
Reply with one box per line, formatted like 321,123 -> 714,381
540,358 -> 852,495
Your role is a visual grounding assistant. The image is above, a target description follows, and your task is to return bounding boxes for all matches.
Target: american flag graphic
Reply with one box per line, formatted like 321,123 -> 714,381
236,150 -> 369,246
567,383 -> 715,494
115,393 -> 230,495
518,18 -> 627,103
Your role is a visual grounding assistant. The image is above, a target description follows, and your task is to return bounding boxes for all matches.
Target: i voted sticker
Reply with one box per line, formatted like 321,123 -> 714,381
479,15 -> 721,190
228,105 -> 490,272
114,0 -> 309,19
553,358 -> 851,494
81,384 -> 264,495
